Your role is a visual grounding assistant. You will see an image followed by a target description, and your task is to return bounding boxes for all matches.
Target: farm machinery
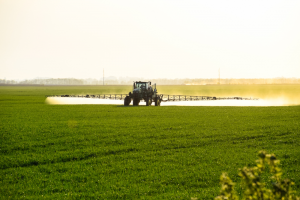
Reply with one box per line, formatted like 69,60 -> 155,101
124,81 -> 162,106
46,81 -> 258,106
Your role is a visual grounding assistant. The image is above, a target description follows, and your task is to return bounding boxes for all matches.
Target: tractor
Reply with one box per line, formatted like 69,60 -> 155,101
124,81 -> 162,106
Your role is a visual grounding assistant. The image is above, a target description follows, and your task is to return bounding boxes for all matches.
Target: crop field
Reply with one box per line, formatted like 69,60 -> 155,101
1,85 -> 300,199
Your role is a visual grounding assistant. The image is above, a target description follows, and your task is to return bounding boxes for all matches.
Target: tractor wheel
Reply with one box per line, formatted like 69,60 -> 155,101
133,98 -> 139,106
124,96 -> 130,106
155,97 -> 161,106
146,97 -> 152,106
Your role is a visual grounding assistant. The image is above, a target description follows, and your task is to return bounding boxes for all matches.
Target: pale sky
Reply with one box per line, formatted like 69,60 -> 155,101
0,0 -> 299,80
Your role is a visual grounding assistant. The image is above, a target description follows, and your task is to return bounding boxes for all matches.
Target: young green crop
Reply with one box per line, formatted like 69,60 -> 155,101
0,86 -> 299,199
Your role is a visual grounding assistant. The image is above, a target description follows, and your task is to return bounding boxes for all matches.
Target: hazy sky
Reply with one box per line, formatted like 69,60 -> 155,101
1,0 -> 299,80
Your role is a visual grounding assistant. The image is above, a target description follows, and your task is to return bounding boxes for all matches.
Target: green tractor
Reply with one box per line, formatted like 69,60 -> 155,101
124,81 -> 162,106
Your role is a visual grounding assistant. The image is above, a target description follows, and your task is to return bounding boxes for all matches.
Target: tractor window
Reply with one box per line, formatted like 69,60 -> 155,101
136,82 -> 146,88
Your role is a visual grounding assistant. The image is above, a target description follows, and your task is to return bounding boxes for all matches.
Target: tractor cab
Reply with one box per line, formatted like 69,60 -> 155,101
133,81 -> 152,90
133,81 -> 155,94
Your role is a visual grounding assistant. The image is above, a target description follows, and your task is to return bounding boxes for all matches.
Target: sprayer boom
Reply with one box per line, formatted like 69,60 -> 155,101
46,81 -> 258,106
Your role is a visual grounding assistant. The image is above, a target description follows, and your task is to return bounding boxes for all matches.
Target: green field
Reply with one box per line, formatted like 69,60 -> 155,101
1,85 -> 300,199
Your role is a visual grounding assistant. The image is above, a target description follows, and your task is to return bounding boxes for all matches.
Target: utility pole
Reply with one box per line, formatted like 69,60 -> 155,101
103,69 -> 104,85
218,68 -> 220,85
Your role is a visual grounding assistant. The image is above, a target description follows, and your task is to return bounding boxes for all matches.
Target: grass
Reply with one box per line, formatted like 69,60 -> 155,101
0,85 -> 300,199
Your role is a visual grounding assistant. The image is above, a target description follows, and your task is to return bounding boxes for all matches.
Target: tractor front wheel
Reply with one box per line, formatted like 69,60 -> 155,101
146,97 -> 152,106
133,98 -> 139,106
